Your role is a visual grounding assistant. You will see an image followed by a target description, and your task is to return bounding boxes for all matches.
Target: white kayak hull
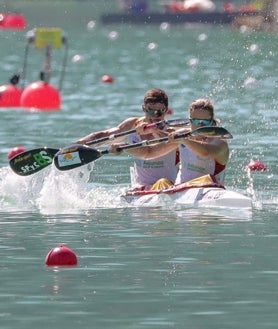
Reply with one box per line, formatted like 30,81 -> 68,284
122,186 -> 252,209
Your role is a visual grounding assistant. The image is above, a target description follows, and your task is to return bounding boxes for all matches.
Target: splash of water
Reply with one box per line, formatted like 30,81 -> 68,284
0,163 -> 127,215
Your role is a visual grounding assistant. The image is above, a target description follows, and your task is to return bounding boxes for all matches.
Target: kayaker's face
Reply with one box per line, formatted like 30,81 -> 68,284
189,108 -> 213,128
143,102 -> 168,122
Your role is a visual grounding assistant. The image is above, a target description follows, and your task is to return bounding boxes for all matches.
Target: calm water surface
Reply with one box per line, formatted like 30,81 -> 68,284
0,14 -> 277,329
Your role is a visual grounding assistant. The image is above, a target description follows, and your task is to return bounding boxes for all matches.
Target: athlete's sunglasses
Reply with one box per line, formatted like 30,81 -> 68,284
190,118 -> 213,126
144,106 -> 167,117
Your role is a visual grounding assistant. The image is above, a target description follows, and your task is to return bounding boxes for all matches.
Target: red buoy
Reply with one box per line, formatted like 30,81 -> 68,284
247,160 -> 267,172
20,81 -> 61,110
0,85 -> 22,107
45,245 -> 78,266
8,146 -> 26,160
167,107 -> 173,115
101,74 -> 114,83
0,14 -> 26,30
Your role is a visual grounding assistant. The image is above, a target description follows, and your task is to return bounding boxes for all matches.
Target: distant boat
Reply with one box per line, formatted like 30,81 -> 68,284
0,13 -> 26,29
101,10 -> 260,25
101,0 -> 261,25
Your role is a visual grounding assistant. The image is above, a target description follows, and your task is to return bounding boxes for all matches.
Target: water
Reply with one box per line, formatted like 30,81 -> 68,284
0,7 -> 278,329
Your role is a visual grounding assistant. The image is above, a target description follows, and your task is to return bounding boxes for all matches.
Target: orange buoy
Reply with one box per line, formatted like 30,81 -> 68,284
7,146 -> 26,160
45,245 -> 78,266
247,159 -> 267,172
101,74 -> 114,83
20,81 -> 61,110
0,85 -> 22,107
0,14 -> 26,30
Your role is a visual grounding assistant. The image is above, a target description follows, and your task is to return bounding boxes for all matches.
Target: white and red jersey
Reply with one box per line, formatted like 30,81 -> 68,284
127,132 -> 178,187
176,144 -> 226,184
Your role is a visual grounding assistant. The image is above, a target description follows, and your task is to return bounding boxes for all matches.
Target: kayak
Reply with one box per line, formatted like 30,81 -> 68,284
121,175 -> 252,209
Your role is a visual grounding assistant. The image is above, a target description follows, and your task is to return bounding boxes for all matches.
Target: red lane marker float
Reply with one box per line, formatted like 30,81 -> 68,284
0,85 -> 22,107
101,74 -> 114,83
246,159 -> 267,172
0,14 -> 26,30
45,245 -> 78,266
167,107 -> 173,115
8,146 -> 26,160
20,81 -> 61,110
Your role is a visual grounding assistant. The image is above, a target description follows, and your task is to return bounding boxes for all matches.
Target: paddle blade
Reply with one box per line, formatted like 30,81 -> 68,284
9,147 -> 58,176
54,144 -> 102,171
191,126 -> 233,139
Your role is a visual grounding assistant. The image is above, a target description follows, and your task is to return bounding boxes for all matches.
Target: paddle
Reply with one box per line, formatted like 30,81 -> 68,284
9,147 -> 59,177
54,126 -> 232,171
9,118 -> 190,176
